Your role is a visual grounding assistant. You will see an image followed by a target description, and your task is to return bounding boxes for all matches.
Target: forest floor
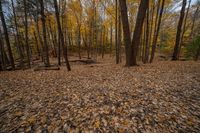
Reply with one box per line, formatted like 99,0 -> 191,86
0,57 -> 200,132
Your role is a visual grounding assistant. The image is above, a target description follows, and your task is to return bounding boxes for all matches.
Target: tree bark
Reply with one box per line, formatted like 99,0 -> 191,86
118,12 -> 122,63
131,0 -> 149,66
172,0 -> 187,60
0,29 -> 6,70
119,0 -> 132,66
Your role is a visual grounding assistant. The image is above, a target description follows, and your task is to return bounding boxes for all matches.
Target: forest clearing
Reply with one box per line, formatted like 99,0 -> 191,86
0,0 -> 200,132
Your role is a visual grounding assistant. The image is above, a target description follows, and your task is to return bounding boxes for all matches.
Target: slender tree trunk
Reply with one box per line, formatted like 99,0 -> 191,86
149,1 -> 155,57
115,0 -> 119,64
100,26 -> 105,59
84,28 -> 90,59
35,1 -> 44,61
189,5 -> 199,39
12,0 -> 24,67
100,27 -> 102,58
144,2 -> 150,64
54,0 -> 71,71
33,31 -> 40,57
142,22 -> 146,63
110,22 -> 113,57
118,13 -> 122,63
131,0 -> 149,66
119,0 -> 132,66
48,20 -> 57,57
150,0 -> 165,63
0,0 -> 15,69
40,0 -> 50,66
178,0 -> 192,57
77,25 -> 81,59
0,29 -> 5,70
23,0 -> 31,67
172,0 -> 187,60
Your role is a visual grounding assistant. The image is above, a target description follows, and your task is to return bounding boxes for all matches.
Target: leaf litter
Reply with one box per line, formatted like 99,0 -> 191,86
0,61 -> 200,132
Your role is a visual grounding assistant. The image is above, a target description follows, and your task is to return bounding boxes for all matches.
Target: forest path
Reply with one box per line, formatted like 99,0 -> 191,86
0,61 -> 200,132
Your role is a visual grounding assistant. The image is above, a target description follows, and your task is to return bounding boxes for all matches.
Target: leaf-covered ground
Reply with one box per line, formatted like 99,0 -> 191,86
0,60 -> 200,132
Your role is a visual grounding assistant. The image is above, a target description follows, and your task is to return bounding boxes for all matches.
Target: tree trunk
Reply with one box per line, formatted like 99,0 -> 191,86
0,0 -> 15,70
115,0 -> 119,64
119,0 -> 132,66
131,0 -> 149,66
33,31 -> 40,57
48,19 -> 57,57
172,0 -> 187,60
178,0 -> 192,57
35,0 -> 44,61
189,4 -> 199,39
0,29 -> 6,70
40,0 -> 50,66
77,26 -> 81,59
148,1 -> 155,60
24,0 -> 31,67
150,0 -> 165,63
144,2 -> 150,64
118,13 -> 122,63
11,0 -> 24,67
110,22 -> 113,57
54,0 -> 71,71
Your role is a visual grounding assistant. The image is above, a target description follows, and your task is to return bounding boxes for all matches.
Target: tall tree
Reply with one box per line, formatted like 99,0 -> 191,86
172,0 -> 187,60
189,5 -> 199,39
178,0 -> 192,57
40,0 -> 50,66
0,0 -> 15,69
115,0 -> 119,64
131,0 -> 149,66
24,0 -> 31,67
150,0 -> 165,63
11,0 -> 24,67
53,0 -> 71,71
119,0 -> 132,66
144,1 -> 150,64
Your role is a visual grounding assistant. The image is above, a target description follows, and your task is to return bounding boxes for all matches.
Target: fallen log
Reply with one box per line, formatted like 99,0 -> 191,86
69,59 -> 96,64
34,66 -> 60,71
